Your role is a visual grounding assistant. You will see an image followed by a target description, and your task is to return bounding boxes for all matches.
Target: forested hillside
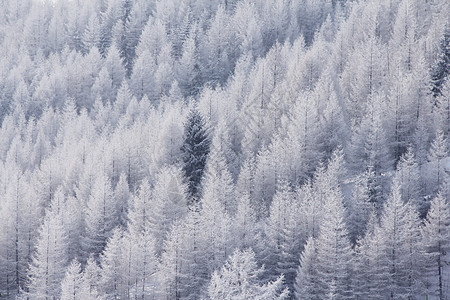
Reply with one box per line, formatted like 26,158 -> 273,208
0,0 -> 449,299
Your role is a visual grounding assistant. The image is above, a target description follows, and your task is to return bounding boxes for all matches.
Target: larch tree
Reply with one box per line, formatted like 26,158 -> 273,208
263,180 -> 293,278
0,167 -> 35,297
199,171 -> 233,278
22,1 -> 50,57
387,68 -> 424,161
104,42 -> 126,97
111,19 -> 126,62
113,172 -> 130,228
26,191 -> 69,300
202,144 -> 236,215
127,178 -> 152,234
209,119 -> 239,179
352,209 -> 381,299
123,0 -> 153,75
65,0 -> 86,52
92,67 -> 114,104
233,192 -> 258,250
421,191 -> 450,300
294,237 -> 320,300
121,227 -> 157,299
373,182 -> 426,299
427,131 -> 448,195
252,147 -> 277,217
82,15 -> 102,54
200,5 -> 232,86
149,165 -> 188,255
240,51 -> 278,160
99,227 -> 126,299
348,92 -> 393,210
317,82 -> 348,158
314,187 -> 354,299
112,80 -> 132,126
83,255 -> 101,299
176,26 -> 200,97
297,180 -> 322,240
134,18 -> 167,60
83,171 -> 117,260
236,157 -> 256,205
276,200 -> 304,297
154,43 -> 175,99
80,47 -> 103,110
346,166 -> 373,241
98,0 -> 126,56
284,90 -> 323,183
207,249 -> 289,300
232,1 -> 264,58
393,148 -> 424,216
60,259 -> 92,300
47,2 -> 66,53
62,194 -> 84,263
158,211 -> 203,300
298,148 -> 347,244
129,49 -> 157,102
434,77 -> 450,138
431,26 -> 450,98
154,101 -> 185,166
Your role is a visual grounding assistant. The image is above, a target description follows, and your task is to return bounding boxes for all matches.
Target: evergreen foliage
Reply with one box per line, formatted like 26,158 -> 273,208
181,108 -> 210,200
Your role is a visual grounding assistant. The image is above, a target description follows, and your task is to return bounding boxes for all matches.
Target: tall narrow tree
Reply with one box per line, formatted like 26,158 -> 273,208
421,192 -> 450,300
26,193 -> 69,299
181,108 -> 210,200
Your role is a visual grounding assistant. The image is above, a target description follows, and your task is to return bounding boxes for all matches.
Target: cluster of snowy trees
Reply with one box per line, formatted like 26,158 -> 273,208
0,0 -> 449,298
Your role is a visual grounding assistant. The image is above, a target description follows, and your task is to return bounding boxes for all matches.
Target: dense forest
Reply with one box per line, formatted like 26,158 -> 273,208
0,0 -> 449,299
